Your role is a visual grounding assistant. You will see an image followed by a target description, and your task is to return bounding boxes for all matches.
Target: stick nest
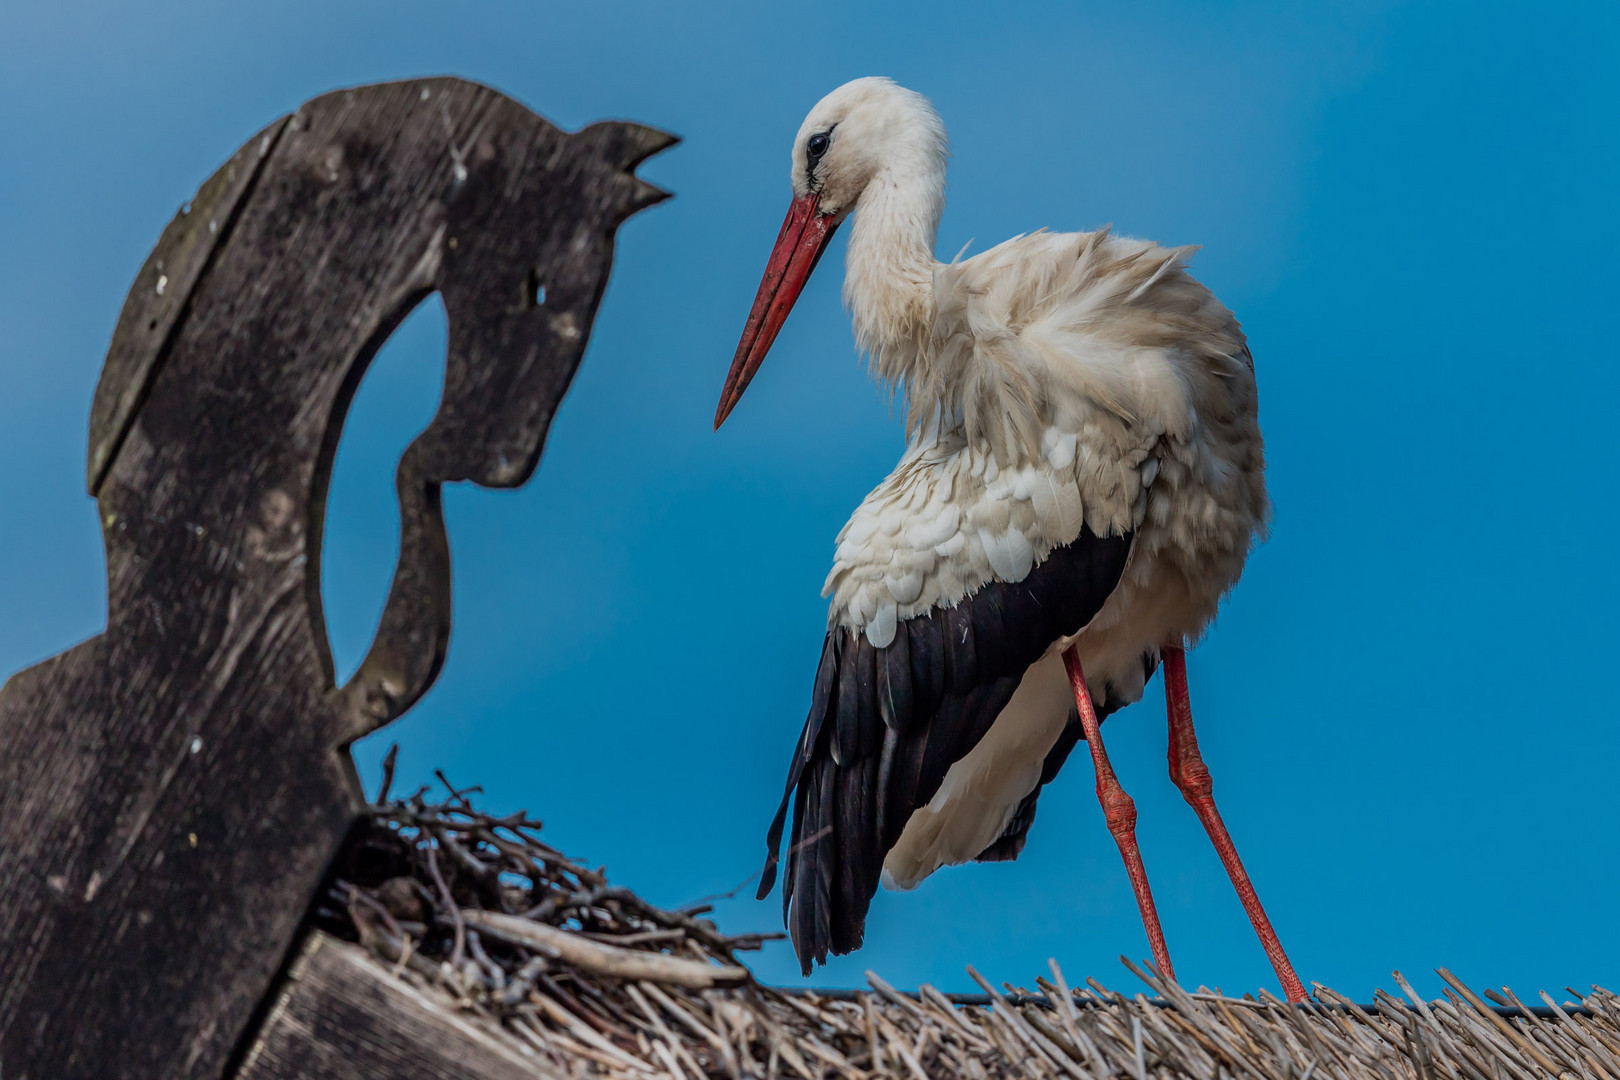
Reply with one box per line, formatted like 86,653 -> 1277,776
312,765 -> 1620,1080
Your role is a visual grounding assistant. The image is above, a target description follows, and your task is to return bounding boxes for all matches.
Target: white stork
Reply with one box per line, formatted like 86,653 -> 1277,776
715,77 -> 1303,1000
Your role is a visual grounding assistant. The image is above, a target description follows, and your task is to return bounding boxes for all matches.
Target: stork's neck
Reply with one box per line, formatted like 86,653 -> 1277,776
842,167 -> 943,382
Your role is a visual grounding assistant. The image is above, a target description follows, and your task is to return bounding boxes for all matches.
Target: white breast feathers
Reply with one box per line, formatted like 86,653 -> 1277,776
825,227 -> 1266,649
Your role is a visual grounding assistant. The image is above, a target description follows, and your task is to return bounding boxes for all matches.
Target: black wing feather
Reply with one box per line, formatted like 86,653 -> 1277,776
758,525 -> 1134,972
832,631 -> 860,766
909,614 -> 945,718
756,634 -> 838,898
832,751 -> 881,955
780,756 -> 813,919
880,623 -> 913,732
970,589 -> 1014,676
855,639 -> 880,753
943,602 -> 977,690
789,757 -> 836,966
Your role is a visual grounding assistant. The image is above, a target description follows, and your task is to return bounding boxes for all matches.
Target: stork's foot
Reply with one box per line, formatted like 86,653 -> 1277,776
1063,647 -> 1176,983
1163,645 -> 1307,1003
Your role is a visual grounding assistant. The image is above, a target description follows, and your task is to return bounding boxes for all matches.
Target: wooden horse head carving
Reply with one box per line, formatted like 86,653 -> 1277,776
0,78 -> 673,1080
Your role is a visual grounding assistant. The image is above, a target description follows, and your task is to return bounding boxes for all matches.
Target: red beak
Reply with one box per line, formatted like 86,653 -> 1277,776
714,193 -> 841,429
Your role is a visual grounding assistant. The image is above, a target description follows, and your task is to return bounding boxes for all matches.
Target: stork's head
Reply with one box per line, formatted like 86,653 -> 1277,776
715,77 -> 948,428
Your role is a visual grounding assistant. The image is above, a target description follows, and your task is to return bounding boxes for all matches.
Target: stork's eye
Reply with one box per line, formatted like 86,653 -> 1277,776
807,132 -> 830,159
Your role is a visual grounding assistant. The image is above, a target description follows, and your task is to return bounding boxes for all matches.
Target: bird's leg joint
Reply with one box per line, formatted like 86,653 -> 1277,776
1168,751 -> 1213,804
1163,644 -> 1214,803
1098,783 -> 1137,836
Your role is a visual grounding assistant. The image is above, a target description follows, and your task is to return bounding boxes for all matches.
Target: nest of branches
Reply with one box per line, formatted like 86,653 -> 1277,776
313,749 -> 775,978
311,753 -> 1620,1080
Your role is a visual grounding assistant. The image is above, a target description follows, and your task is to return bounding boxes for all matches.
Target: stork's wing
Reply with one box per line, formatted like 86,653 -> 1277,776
757,525 -> 1132,973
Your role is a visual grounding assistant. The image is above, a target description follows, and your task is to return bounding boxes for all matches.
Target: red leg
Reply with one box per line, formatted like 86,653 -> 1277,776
1062,647 -> 1176,983
1162,644 -> 1307,1002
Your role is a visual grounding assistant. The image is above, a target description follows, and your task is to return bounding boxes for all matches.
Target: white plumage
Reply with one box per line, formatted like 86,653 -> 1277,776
800,82 -> 1267,885
719,77 -> 1292,993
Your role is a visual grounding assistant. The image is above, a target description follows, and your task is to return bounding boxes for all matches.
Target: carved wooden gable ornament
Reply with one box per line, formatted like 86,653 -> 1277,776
0,77 -> 673,1080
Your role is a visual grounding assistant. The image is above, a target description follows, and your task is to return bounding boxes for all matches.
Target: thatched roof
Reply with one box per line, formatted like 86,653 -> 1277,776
316,768 -> 1617,1080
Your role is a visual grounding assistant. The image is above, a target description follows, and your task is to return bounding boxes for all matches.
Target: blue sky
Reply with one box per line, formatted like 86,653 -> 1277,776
2,1 -> 1616,1000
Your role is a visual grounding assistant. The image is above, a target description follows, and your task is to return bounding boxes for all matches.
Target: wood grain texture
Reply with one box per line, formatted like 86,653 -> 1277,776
0,77 -> 673,1080
236,931 -> 560,1080
86,115 -> 289,496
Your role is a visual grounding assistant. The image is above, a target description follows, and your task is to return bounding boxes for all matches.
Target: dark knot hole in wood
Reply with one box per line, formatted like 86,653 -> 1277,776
525,267 -> 547,311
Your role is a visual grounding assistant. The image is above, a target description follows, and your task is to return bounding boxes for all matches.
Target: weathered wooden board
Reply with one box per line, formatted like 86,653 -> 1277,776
236,931 -> 560,1080
86,115 -> 289,496
0,77 -> 673,1080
